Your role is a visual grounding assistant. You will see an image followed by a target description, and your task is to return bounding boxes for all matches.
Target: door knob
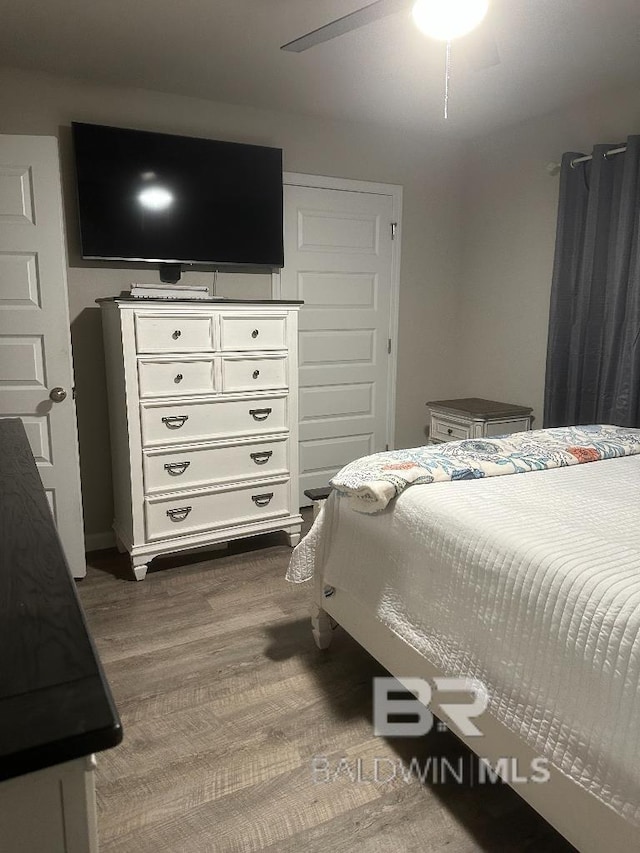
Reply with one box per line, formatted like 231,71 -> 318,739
49,387 -> 67,403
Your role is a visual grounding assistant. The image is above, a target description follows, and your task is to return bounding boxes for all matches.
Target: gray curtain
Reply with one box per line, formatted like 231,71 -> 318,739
544,135 -> 640,427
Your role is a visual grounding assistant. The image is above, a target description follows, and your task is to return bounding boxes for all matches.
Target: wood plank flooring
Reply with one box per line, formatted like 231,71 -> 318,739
80,520 -> 575,852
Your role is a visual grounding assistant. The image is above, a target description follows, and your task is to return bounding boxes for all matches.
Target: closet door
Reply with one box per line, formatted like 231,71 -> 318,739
280,177 -> 400,506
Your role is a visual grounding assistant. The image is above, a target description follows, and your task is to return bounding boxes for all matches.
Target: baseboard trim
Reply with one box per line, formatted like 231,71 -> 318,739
85,530 -> 116,553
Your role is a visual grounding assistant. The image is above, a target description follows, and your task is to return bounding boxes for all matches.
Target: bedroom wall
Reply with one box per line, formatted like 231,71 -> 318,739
456,81 -> 640,426
0,66 -> 464,545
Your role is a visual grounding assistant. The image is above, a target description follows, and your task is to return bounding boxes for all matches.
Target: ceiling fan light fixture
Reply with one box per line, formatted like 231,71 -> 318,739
412,0 -> 489,41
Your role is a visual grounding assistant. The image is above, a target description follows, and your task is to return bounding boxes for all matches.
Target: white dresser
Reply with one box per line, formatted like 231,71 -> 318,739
99,298 -> 303,580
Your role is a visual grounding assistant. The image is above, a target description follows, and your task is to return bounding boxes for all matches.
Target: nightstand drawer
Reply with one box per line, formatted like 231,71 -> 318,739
485,418 -> 531,437
145,479 -> 290,541
137,357 -> 216,398
220,314 -> 286,351
143,437 -> 289,494
430,415 -> 471,443
221,356 -> 287,393
135,314 -> 213,353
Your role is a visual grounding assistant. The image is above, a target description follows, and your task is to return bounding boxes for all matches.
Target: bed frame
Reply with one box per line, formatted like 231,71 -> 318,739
311,567 -> 636,853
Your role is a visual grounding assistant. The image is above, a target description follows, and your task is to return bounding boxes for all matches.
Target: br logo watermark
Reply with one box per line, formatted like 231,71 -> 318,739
311,676 -> 550,787
373,676 -> 489,738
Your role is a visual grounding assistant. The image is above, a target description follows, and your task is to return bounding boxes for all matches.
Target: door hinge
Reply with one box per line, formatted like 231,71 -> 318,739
72,386 -> 76,400
391,222 -> 398,240
387,338 -> 392,354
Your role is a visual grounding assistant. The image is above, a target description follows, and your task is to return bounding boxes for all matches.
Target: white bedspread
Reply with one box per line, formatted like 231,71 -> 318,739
288,456 -> 640,824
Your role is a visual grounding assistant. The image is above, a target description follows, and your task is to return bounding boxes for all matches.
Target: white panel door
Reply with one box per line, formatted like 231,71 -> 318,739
281,180 -> 398,505
0,135 -> 86,577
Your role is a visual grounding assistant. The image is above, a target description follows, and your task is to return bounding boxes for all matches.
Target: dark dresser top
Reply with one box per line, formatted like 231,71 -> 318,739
426,397 -> 533,419
0,419 -> 122,782
96,296 -> 303,305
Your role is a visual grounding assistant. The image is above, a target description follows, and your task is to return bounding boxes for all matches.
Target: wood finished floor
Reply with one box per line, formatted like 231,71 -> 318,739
80,518 -> 575,853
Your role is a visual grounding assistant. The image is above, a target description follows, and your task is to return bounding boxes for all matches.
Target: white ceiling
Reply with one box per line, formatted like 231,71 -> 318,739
2,0 -> 640,137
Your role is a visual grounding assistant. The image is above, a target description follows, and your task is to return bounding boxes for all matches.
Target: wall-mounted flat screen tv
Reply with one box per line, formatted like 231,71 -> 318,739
72,122 -> 284,270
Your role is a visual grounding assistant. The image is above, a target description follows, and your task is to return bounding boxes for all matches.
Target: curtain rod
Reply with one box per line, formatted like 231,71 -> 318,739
570,145 -> 627,169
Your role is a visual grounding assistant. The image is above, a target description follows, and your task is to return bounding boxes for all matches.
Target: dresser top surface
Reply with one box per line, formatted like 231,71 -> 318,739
97,296 -> 303,306
427,397 -> 533,419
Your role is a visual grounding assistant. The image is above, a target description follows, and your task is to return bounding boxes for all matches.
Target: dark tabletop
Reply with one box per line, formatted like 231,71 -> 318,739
426,397 -> 533,418
0,419 -> 122,781
96,296 -> 303,305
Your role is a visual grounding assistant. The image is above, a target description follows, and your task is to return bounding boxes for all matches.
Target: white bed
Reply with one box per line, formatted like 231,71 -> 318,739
289,454 -> 640,853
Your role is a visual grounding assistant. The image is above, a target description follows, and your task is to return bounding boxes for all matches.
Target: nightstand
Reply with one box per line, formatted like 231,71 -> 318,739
426,398 -> 533,444
304,486 -> 332,520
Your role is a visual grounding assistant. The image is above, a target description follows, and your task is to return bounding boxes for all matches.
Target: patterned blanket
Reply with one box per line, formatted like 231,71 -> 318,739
330,424 -> 640,513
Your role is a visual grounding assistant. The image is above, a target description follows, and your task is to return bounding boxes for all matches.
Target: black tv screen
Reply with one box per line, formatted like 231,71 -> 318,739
72,122 -> 284,268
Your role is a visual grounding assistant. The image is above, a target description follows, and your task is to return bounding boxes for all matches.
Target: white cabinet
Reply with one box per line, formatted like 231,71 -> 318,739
99,299 -> 303,580
0,758 -> 98,853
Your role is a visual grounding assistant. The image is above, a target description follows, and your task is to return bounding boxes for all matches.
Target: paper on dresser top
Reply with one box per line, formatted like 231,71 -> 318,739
129,282 -> 210,299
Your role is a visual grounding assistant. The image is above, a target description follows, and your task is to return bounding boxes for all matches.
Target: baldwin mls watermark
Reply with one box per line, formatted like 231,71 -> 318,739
311,754 -> 550,786
311,676 -> 550,787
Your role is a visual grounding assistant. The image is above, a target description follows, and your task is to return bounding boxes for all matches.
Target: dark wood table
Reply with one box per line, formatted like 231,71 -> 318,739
0,418 -> 122,781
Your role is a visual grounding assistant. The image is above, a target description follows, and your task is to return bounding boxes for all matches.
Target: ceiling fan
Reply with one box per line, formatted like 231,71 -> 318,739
281,0 -> 500,115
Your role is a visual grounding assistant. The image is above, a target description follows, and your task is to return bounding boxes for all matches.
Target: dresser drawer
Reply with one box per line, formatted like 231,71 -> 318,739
430,414 -> 472,443
137,357 -> 216,398
135,314 -> 213,353
140,396 -> 288,446
143,437 -> 289,495
221,356 -> 287,393
145,479 -> 290,541
219,314 -> 286,351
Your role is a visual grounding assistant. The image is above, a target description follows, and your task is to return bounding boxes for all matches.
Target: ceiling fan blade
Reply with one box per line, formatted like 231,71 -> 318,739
281,0 -> 411,52
457,23 -> 500,70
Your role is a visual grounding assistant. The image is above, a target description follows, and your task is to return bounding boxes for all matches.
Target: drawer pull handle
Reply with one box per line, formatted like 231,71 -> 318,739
252,492 -> 274,507
252,329 -> 259,339
447,428 -> 453,435
250,450 -> 273,465
249,407 -> 272,421
252,369 -> 260,379
162,415 -> 188,429
164,461 -> 191,476
172,330 -> 182,339
174,373 -> 183,384
166,506 -> 192,521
